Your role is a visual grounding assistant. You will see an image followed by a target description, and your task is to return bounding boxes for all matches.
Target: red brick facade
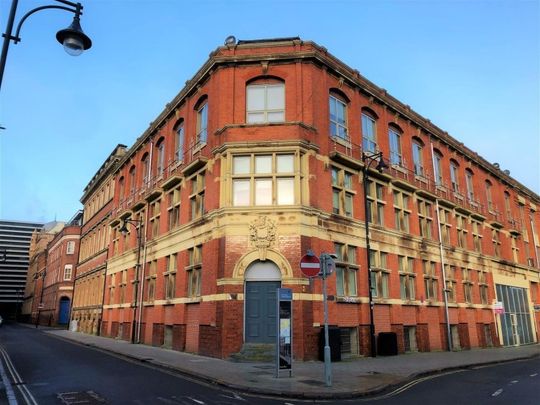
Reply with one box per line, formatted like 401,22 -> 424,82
95,38 -> 539,359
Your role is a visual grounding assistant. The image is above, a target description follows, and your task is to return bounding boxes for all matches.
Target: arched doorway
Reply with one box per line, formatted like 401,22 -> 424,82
58,297 -> 71,325
244,260 -> 281,344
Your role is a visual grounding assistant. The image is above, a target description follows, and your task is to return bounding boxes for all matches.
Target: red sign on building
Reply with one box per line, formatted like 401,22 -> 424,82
300,254 -> 320,278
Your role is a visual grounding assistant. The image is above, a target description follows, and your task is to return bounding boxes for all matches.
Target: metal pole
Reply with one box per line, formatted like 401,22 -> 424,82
131,222 -> 142,344
362,159 -> 377,357
321,254 -> 332,387
0,0 -> 19,91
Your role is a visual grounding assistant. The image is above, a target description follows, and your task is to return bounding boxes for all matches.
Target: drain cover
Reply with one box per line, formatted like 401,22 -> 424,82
57,391 -> 106,404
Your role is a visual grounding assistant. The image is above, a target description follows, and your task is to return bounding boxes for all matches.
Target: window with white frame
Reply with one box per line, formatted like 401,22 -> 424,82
156,138 -> 165,177
433,151 -> 443,186
246,82 -> 285,123
450,161 -> 460,193
232,153 -> 297,206
366,180 -> 385,226
362,111 -> 377,153
196,101 -> 208,144
486,180 -> 494,212
511,234 -> 520,263
66,241 -> 75,254
129,165 -> 136,195
388,126 -> 403,166
119,270 -> 127,303
399,256 -> 416,300
369,250 -> 389,298
491,228 -> 501,257
334,243 -> 358,297
332,166 -> 355,217
478,270 -> 489,304
146,260 -> 157,301
465,169 -> 474,200
412,140 -> 424,176
175,122 -> 185,162
329,94 -> 348,141
63,264 -> 73,280
149,199 -> 161,238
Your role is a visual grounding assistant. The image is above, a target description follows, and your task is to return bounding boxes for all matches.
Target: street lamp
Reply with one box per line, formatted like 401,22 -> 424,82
361,151 -> 388,357
119,218 -> 143,344
0,0 -> 92,90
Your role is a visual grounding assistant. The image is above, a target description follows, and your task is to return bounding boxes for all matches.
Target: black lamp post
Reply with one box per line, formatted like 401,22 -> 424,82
0,0 -> 92,91
119,218 -> 143,344
361,151 -> 388,357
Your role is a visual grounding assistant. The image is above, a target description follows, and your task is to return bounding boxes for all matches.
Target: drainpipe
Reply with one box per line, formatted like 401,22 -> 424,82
136,141 -> 153,343
430,142 -> 452,351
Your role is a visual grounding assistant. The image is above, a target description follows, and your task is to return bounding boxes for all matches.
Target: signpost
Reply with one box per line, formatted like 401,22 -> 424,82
276,288 -> 293,378
493,301 -> 504,314
299,250 -> 335,387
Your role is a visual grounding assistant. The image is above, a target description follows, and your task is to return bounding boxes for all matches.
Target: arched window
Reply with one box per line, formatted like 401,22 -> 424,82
129,165 -> 136,195
195,96 -> 208,145
361,108 -> 378,153
246,78 -> 285,123
433,150 -> 443,186
450,159 -> 460,192
485,180 -> 494,211
141,152 -> 149,186
465,169 -> 474,200
329,90 -> 348,141
412,137 -> 424,176
175,120 -> 185,163
156,138 -> 165,176
118,176 -> 125,200
504,191 -> 511,216
388,125 -> 403,166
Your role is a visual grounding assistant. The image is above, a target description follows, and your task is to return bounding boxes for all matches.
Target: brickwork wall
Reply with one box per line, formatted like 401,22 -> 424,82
152,323 -> 164,346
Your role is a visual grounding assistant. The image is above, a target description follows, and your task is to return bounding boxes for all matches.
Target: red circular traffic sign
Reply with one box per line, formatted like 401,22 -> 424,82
300,254 -> 320,278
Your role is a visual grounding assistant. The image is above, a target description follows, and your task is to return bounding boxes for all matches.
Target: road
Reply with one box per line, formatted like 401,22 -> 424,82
0,323 -> 538,404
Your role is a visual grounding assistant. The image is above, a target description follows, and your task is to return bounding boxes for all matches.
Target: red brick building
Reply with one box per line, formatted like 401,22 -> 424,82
37,214 -> 82,326
101,37 -> 540,359
72,145 -> 127,334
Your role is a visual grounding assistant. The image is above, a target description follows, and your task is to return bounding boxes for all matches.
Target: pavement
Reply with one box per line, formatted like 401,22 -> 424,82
37,328 -> 540,400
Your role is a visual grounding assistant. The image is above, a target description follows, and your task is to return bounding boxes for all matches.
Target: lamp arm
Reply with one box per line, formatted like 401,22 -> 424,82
11,5 -> 78,44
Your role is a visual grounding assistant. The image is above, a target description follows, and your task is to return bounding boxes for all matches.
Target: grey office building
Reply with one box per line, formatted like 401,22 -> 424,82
0,220 -> 43,317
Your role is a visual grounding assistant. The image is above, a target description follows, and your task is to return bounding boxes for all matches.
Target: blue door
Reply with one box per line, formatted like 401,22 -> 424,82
245,281 -> 280,343
58,297 -> 71,325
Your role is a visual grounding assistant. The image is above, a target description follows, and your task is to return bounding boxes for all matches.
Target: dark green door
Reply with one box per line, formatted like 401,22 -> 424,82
245,281 -> 280,343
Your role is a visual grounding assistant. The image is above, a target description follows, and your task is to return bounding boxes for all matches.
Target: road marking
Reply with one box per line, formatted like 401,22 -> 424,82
0,345 -> 38,405
510,380 -> 518,384
368,369 -> 466,400
220,392 -> 246,401
530,373 -> 537,377
187,398 -> 205,405
492,389 -> 503,397
0,351 -> 18,405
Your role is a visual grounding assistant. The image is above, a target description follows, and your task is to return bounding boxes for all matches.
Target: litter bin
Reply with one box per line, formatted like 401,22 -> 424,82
377,332 -> 398,356
318,327 -> 341,361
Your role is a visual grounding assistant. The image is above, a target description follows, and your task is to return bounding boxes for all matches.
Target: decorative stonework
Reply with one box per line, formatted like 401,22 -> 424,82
249,216 -> 276,261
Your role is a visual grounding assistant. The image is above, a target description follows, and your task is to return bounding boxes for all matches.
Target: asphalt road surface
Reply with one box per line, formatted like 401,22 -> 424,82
0,323 -> 538,405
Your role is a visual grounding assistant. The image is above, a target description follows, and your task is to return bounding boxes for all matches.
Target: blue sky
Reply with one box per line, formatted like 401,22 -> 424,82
1,0 -> 539,223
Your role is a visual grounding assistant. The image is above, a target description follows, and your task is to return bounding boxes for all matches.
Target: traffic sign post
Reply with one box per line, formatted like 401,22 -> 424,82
300,250 -> 335,387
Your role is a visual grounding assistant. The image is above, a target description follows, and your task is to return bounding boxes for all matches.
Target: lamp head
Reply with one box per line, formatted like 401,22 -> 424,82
119,221 -> 129,235
56,15 -> 92,56
375,157 -> 389,173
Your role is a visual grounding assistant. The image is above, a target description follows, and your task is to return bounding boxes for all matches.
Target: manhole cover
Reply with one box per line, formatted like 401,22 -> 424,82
57,391 -> 106,404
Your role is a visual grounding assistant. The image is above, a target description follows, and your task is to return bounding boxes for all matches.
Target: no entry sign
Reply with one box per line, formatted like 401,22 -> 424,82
300,254 -> 321,278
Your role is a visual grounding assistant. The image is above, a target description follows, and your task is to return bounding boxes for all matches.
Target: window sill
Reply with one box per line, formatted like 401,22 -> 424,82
143,302 -> 155,307
163,299 -> 174,306
185,297 -> 202,304
336,296 -> 360,304
373,298 -> 391,305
